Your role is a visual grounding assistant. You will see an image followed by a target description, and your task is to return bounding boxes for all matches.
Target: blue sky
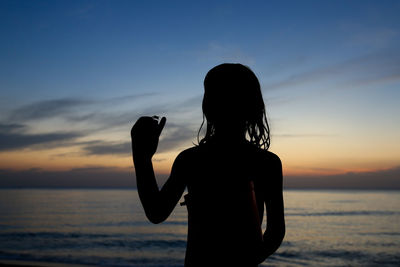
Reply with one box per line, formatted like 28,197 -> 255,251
1,0 -> 399,188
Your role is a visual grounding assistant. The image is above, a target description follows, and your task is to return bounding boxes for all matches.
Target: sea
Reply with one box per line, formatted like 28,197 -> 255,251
0,189 -> 399,267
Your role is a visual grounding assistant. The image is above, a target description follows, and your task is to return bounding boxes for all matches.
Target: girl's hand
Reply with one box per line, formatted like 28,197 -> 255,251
131,116 -> 166,160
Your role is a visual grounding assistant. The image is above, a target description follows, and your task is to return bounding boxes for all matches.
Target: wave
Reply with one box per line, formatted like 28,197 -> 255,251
0,250 -> 184,267
0,231 -> 112,239
358,232 -> 400,236
286,210 -> 399,216
68,220 -> 188,227
0,231 -> 186,251
266,248 -> 400,267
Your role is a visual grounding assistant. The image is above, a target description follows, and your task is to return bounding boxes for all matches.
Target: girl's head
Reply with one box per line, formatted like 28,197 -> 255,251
199,63 -> 270,150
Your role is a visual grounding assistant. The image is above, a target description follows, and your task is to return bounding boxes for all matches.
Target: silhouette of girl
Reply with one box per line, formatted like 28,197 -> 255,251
131,63 -> 285,266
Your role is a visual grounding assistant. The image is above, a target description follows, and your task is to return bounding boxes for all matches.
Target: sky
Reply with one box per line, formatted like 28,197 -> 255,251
1,0 -> 400,189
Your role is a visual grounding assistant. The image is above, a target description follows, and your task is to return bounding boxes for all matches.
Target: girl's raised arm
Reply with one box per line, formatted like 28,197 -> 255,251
131,116 -> 186,224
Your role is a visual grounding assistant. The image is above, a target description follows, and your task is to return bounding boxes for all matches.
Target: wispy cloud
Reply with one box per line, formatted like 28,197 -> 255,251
8,93 -> 156,123
158,122 -> 197,152
77,121 -> 197,157
338,19 -> 399,50
0,123 -> 82,151
1,165 -> 399,189
0,166 -> 136,188
0,92 -> 200,154
82,141 -> 131,156
262,49 -> 400,92
284,165 -> 400,190
105,93 -> 158,105
2,93 -> 158,133
274,133 -> 337,138
9,98 -> 90,121
0,123 -> 25,133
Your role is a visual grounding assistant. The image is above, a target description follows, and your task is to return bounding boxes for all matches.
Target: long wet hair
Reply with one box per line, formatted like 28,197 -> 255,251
197,63 -> 270,150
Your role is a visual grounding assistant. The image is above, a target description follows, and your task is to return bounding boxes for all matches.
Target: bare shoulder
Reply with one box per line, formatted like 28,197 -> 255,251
176,146 -> 200,160
171,146 -> 201,168
255,149 -> 283,188
256,149 -> 282,168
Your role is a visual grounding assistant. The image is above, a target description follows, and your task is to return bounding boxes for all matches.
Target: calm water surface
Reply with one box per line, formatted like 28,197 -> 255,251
0,189 -> 399,266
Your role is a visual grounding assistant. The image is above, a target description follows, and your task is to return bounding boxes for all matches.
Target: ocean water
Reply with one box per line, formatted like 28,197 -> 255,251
0,189 -> 399,267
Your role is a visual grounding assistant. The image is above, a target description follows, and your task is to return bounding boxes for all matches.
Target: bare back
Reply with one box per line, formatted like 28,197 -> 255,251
172,142 -> 283,266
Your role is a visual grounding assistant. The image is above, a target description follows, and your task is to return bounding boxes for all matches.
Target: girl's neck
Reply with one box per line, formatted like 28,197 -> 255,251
213,128 -> 246,143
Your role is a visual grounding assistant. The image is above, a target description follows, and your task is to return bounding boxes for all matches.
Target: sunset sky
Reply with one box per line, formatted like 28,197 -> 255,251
1,1 -> 399,188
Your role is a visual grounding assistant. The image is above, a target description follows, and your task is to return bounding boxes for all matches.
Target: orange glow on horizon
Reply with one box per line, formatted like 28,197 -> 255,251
0,145 -> 398,178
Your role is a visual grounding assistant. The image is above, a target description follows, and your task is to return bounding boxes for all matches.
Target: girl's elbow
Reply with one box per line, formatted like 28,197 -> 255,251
146,213 -> 166,224
270,227 -> 285,247
264,223 -> 285,247
276,228 -> 285,248
145,209 -> 169,224
148,217 -> 165,224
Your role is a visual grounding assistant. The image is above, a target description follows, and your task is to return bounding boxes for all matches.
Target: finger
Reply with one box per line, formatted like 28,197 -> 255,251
132,116 -> 156,134
136,116 -> 153,125
139,116 -> 159,127
158,117 -> 166,135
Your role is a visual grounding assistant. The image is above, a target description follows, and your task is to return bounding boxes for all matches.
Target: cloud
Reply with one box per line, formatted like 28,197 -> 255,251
274,133 -> 336,138
79,121 -> 196,157
10,98 -> 90,121
0,166 -> 137,188
172,95 -> 203,112
339,21 -> 399,50
80,120 -> 197,157
0,123 -> 82,151
105,93 -> 158,105
0,94 -> 168,152
262,49 -> 400,92
284,166 -> 400,190
0,123 -> 25,133
79,122 -> 197,157
8,93 -> 157,124
82,141 -> 131,156
0,92 -> 201,155
158,122 -> 197,153
1,165 -> 398,189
